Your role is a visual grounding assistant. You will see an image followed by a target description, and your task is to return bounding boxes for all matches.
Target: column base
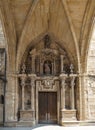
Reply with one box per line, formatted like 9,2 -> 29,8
18,120 -> 36,127
60,109 -> 77,126
20,109 -> 35,121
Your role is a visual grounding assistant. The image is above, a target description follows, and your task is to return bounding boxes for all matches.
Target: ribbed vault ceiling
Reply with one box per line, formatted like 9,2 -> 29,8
0,0 -> 95,72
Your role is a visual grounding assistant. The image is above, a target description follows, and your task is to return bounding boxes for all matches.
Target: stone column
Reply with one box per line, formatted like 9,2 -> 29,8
40,58 -> 43,75
60,73 -> 67,122
14,74 -> 19,120
0,52 -> 2,71
20,76 -> 26,110
78,73 -> 88,120
61,80 -> 66,109
53,59 -> 56,75
32,55 -> 35,73
60,55 -> 64,73
28,74 -> 36,122
52,62 -> 54,75
30,79 -> 35,111
69,74 -> 77,109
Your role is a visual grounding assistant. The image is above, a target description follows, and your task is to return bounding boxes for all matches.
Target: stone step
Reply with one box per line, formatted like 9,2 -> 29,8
79,121 -> 95,126
16,121 -> 35,127
61,121 -> 79,126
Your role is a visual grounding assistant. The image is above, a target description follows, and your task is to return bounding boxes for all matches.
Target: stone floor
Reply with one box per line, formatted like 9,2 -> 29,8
0,125 -> 95,130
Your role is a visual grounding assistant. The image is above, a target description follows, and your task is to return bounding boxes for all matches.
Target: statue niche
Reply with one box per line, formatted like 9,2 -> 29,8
21,34 -> 71,77
43,60 -> 52,75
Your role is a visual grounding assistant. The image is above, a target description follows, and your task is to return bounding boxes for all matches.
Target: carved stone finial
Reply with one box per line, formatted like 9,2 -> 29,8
70,64 -> 74,74
44,35 -> 51,48
21,63 -> 26,74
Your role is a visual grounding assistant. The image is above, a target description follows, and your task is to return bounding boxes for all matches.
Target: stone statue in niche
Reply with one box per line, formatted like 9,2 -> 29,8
44,35 -> 51,48
44,60 -> 52,75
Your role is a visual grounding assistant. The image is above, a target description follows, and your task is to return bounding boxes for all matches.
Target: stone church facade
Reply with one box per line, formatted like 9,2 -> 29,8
0,0 -> 95,127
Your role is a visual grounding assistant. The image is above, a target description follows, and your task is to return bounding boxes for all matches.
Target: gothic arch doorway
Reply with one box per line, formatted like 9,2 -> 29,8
18,34 -> 77,126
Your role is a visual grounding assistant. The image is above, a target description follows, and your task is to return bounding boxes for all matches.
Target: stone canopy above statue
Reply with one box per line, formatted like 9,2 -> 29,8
21,35 -> 71,76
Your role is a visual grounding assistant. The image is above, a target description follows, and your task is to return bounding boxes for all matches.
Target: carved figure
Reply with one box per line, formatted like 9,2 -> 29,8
44,63 -> 50,74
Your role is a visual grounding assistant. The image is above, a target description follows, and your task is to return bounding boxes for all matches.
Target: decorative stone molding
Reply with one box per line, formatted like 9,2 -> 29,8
41,78 -> 54,89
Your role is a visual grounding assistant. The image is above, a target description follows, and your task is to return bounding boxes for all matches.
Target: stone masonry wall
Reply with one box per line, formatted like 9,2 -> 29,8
86,27 -> 95,120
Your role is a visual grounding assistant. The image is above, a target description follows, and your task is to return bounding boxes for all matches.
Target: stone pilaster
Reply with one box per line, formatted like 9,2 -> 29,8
52,62 -> 54,75
40,59 -> 43,75
60,55 -> 64,73
59,73 -> 67,123
20,75 -> 26,110
28,74 -> 36,124
32,55 -> 35,73
69,74 -> 77,109
78,73 -> 87,120
53,59 -> 56,75
5,73 -> 18,122
30,79 -> 35,111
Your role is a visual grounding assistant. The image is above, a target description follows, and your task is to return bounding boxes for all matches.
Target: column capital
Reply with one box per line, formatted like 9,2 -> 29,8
69,74 -> 77,77
59,73 -> 68,80
28,74 -> 36,81
19,74 -> 27,86
69,74 -> 77,87
18,74 -> 27,78
29,74 -> 36,87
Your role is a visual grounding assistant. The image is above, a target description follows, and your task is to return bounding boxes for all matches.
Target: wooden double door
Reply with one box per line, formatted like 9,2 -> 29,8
38,92 -> 57,124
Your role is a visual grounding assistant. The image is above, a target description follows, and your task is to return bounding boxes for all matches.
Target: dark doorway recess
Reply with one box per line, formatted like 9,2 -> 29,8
38,92 -> 57,124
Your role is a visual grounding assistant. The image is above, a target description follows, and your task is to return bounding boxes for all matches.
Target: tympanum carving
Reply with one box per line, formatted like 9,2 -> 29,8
42,78 -> 54,89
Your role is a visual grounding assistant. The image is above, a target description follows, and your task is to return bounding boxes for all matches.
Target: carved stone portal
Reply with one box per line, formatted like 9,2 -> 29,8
18,35 -> 77,126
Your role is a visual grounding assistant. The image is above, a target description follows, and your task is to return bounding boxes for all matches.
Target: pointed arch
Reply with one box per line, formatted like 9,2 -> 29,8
0,0 -> 16,72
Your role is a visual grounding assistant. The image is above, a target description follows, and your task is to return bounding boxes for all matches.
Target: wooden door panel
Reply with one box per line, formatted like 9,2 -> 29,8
38,92 -> 47,123
39,92 -> 57,124
47,92 -> 57,123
